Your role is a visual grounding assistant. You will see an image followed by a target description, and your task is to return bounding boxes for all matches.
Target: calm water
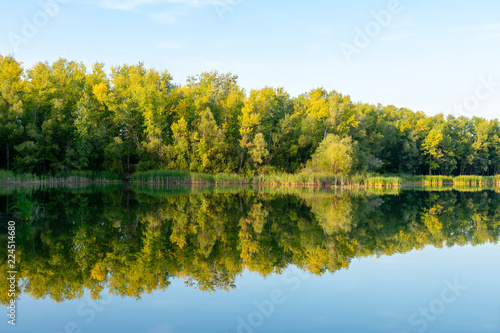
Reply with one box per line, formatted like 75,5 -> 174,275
1,185 -> 499,333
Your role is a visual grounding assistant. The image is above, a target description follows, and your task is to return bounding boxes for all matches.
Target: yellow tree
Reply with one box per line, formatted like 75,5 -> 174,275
238,96 -> 259,172
422,127 -> 444,175
0,55 -> 24,170
307,134 -> 356,175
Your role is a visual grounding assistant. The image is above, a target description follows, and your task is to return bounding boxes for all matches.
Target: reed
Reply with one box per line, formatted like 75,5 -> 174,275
0,170 -> 120,183
3,168 -> 497,188
132,170 -> 401,188
133,170 -> 216,183
9,193 -> 41,222
402,175 -> 454,185
0,170 -> 39,183
47,171 -> 121,183
453,175 -> 489,186
397,174 -> 500,187
366,176 -> 401,187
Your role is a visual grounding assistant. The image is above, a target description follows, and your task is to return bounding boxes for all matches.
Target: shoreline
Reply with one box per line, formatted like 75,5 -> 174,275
1,180 -> 498,189
1,170 -> 499,188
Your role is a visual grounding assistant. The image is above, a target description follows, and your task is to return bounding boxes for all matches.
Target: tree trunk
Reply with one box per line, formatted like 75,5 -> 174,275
238,146 -> 245,173
429,155 -> 432,175
127,192 -> 130,225
127,135 -> 131,171
6,140 -> 9,171
134,132 -> 142,163
268,129 -> 273,150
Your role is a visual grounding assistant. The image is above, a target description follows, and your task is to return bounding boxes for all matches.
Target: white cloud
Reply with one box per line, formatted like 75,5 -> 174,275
311,28 -> 333,37
89,0 -> 223,11
388,19 -> 414,29
448,23 -> 500,33
447,23 -> 500,43
150,10 -> 187,24
481,23 -> 500,31
378,33 -> 415,42
86,0 -> 227,25
93,0 -> 162,10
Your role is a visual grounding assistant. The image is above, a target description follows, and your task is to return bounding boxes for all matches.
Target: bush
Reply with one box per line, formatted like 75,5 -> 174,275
305,135 -> 356,176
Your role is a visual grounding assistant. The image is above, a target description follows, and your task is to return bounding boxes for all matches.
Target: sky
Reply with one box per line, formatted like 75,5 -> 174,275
11,244 -> 500,332
1,0 -> 499,120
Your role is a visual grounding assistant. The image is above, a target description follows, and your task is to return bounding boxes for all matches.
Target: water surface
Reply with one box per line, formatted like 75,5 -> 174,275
1,185 -> 499,332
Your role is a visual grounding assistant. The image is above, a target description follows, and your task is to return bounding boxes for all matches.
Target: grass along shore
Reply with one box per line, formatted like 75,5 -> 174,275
131,170 -> 402,188
1,169 -> 499,188
400,175 -> 500,186
0,170 -> 121,184
132,171 -> 500,188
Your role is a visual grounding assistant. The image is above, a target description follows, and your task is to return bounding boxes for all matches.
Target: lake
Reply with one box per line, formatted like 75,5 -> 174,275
1,185 -> 499,333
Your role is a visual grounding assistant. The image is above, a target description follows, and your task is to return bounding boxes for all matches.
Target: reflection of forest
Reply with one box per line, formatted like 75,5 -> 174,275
1,186 -> 499,304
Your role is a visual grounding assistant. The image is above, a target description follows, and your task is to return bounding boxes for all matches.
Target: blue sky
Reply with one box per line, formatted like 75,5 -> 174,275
1,0 -> 499,119
10,244 -> 500,332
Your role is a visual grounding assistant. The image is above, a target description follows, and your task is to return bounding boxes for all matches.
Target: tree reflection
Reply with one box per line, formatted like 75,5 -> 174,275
0,186 -> 499,305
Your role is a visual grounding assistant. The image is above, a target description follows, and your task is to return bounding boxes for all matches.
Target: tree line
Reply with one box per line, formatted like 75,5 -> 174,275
1,55 -> 499,176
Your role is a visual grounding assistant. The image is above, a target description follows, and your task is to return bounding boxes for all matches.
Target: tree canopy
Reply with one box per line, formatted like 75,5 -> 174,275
1,56 -> 499,176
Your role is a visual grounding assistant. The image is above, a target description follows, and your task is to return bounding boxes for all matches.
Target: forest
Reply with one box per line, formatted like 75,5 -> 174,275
1,55 -> 500,177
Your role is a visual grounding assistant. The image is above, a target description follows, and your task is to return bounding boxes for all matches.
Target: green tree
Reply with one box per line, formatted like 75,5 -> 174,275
306,134 -> 357,176
422,126 -> 444,175
0,55 -> 24,170
104,137 -> 124,173
166,117 -> 191,171
104,63 -> 163,171
191,108 -> 228,173
250,133 -> 270,168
